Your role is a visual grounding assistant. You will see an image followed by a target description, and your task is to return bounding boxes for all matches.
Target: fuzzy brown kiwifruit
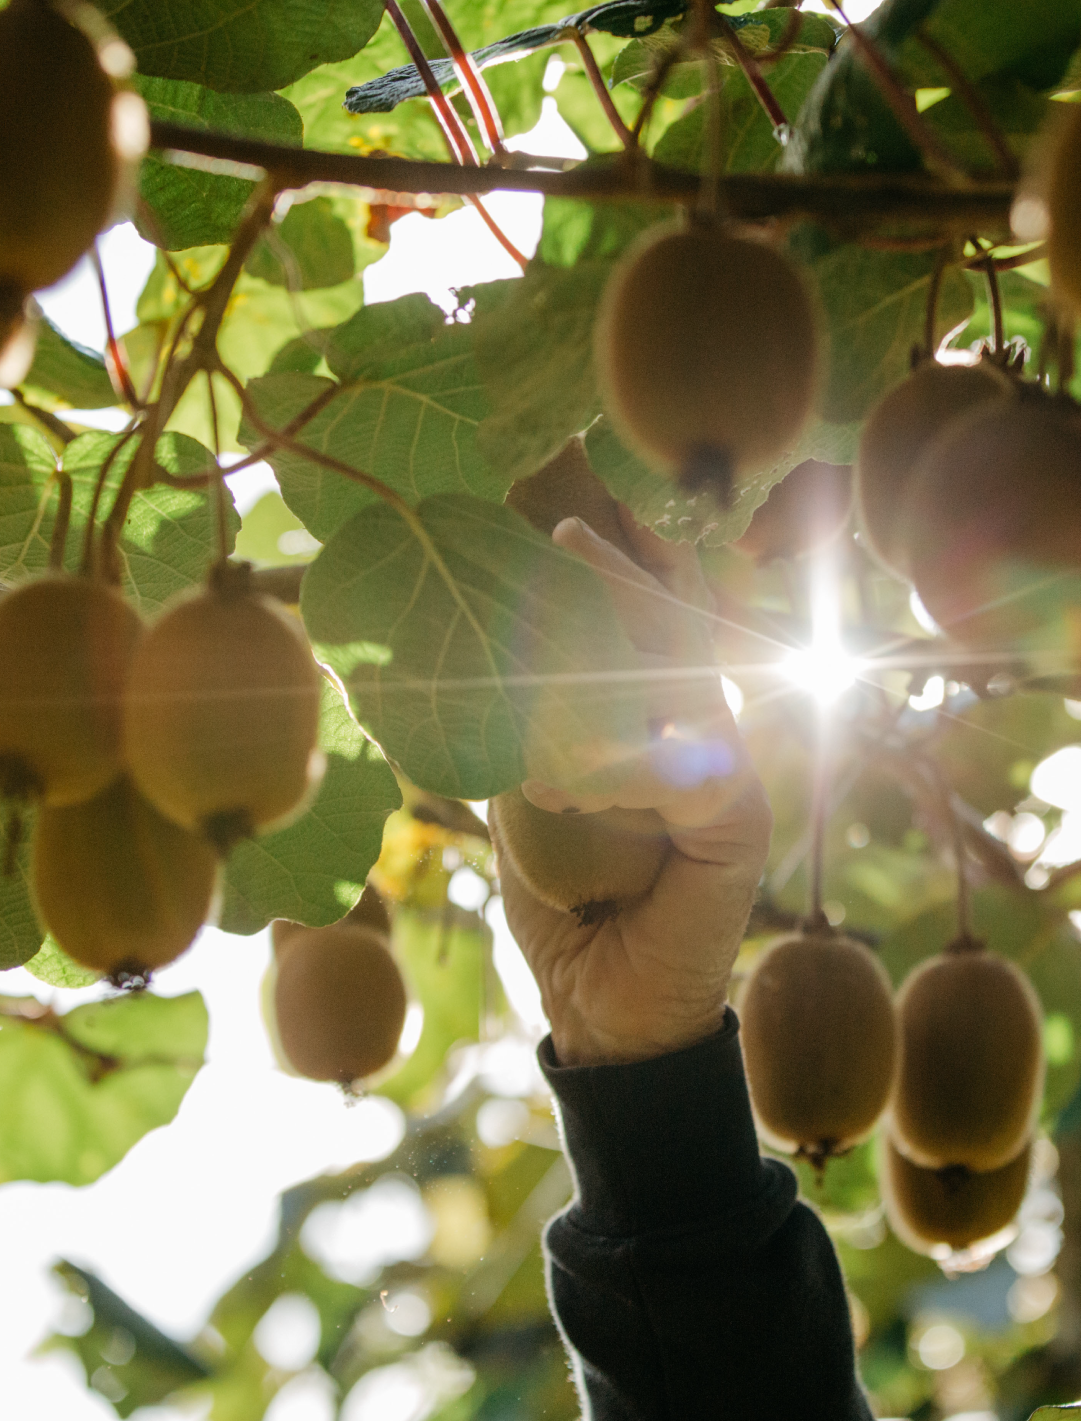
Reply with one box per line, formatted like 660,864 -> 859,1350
882,1135 -> 1031,1255
124,583 -> 324,850
505,438 -> 638,559
738,930 -> 897,1164
893,940 -> 1044,1173
0,0 -> 123,298
32,773 -> 218,982
489,786 -> 670,925
0,576 -> 143,806
273,922 -> 408,1084
733,460 -> 853,564
855,360 -> 1014,578
1049,102 -> 1081,320
901,395 -> 1081,649
594,222 -> 817,500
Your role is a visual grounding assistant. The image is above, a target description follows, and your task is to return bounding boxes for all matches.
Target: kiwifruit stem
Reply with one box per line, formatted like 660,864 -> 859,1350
808,707 -> 831,926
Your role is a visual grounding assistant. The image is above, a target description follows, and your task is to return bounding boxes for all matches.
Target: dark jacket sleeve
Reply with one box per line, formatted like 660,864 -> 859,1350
538,1007 -> 873,1421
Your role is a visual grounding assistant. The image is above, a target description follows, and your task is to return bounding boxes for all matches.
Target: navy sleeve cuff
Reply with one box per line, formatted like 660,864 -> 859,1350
538,1006 -> 797,1244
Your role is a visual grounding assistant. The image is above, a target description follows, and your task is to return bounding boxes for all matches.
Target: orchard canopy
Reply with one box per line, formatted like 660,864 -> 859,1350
4,0 -> 1081,1417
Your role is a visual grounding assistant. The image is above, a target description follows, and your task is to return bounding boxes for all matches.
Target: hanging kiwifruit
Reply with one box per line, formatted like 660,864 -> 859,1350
505,438 -> 637,559
124,581 -> 324,851
739,929 -> 897,1163
272,881 -> 391,957
0,576 -> 143,806
1048,101 -> 1081,320
856,359 -> 1014,578
594,222 -> 818,500
733,460 -> 853,564
273,922 -> 408,1084
893,939 -> 1043,1173
900,395 -> 1081,648
489,786 -> 670,925
32,773 -> 219,982
0,0 -> 130,300
882,1135 -> 1031,1256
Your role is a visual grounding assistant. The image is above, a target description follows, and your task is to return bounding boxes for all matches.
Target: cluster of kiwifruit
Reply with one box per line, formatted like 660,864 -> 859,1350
856,348 -> 1081,654
267,883 -> 408,1089
593,218 -> 819,504
738,926 -> 1044,1258
0,0 -> 145,378
0,565 -> 323,984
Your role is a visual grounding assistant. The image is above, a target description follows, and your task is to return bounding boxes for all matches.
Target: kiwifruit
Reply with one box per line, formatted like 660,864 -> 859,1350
489,786 -> 670,925
0,0 -> 121,298
594,222 -> 818,500
738,930 -> 897,1164
882,1135 -> 1031,1256
272,882 -> 391,958
32,773 -> 218,982
733,460 -> 853,564
505,438 -> 637,559
856,360 -> 1014,577
273,922 -> 408,1084
901,396 -> 1081,648
124,584 -> 324,850
1049,102 -> 1081,320
893,940 -> 1043,1173
0,576 -> 143,806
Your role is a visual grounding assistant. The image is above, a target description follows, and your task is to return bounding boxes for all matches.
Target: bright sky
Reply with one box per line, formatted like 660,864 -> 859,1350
0,13 -> 904,1408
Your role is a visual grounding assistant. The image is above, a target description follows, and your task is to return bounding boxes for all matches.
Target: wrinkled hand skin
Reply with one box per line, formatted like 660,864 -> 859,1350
493,511 -> 773,1068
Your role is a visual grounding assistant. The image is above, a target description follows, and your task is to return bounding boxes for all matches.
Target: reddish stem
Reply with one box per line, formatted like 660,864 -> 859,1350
91,244 -> 141,408
384,0 -> 478,165
568,29 -> 635,151
420,0 -> 505,155
830,2 -> 968,181
716,13 -> 789,133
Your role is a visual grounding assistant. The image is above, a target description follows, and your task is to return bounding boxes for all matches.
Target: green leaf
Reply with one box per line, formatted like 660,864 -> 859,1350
380,907 -> 487,1108
245,196 -> 356,290
1029,1408 -> 1081,1418
0,990 -> 206,1184
301,493 -> 650,798
535,190 -> 657,267
20,318 -> 116,411
242,295 -> 509,541
50,1261 -> 209,1417
920,77 -> 1048,176
0,810 -> 45,971
473,262 -> 611,485
219,680 -> 402,934
653,49 -> 829,174
24,936 -> 102,989
810,245 -> 974,422
0,430 -> 239,615
134,77 -> 303,250
584,413 -> 859,546
896,0 -> 1081,93
97,0 -> 384,93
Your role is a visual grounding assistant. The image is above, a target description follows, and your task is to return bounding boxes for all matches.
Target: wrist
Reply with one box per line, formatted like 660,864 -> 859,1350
550,1000 -> 729,1068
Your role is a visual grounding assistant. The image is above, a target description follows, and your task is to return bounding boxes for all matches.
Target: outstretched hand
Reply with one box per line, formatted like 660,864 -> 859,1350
493,513 -> 772,1067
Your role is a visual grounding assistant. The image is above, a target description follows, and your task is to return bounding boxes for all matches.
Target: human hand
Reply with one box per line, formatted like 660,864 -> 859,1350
493,512 -> 772,1067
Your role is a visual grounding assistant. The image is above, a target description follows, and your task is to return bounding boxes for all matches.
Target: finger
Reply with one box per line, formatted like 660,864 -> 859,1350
553,516 -> 706,661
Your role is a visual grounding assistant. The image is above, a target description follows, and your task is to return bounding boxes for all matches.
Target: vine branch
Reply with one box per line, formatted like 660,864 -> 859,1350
148,120 -> 1014,228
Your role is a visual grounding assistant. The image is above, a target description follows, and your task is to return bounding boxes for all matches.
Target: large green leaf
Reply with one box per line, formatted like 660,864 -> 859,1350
473,262 -> 610,486
20,319 -> 116,411
134,78 -> 303,250
219,680 -> 402,934
301,493 -> 650,798
0,990 -> 207,1184
896,0 -> 1081,92
810,245 -> 975,422
97,0 -> 384,93
584,413 -> 859,546
245,196 -> 356,290
242,294 -> 509,541
0,429 -> 239,615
